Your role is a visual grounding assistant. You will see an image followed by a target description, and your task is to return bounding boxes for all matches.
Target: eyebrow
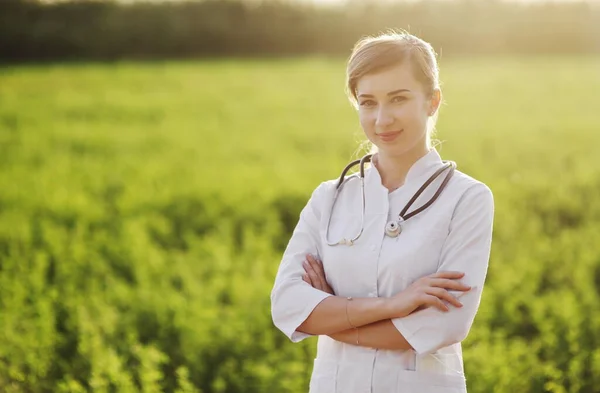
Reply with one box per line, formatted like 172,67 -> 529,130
358,89 -> 411,98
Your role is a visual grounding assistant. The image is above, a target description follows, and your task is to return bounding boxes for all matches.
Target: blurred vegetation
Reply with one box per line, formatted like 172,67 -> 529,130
0,56 -> 600,392
1,0 -> 600,62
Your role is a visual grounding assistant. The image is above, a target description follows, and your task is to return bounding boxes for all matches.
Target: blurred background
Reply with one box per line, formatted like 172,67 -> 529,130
1,0 -> 600,392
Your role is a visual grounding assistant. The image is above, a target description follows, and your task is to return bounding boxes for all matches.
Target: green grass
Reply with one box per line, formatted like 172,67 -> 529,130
0,56 -> 599,392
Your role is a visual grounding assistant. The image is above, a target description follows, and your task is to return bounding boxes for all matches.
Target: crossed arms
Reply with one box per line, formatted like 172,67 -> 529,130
270,182 -> 494,355
299,255 -> 470,351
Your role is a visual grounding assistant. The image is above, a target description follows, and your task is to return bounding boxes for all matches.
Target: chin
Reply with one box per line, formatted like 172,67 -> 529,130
375,143 -> 410,157
379,141 -> 428,158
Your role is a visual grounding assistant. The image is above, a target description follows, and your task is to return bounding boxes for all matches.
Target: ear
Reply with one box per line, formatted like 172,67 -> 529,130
429,89 -> 442,116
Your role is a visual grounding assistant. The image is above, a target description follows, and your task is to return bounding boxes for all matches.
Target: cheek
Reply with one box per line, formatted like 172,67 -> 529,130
397,103 -> 428,125
358,112 -> 374,130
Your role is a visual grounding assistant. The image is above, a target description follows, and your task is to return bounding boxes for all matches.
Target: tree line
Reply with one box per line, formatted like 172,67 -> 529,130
1,0 -> 599,62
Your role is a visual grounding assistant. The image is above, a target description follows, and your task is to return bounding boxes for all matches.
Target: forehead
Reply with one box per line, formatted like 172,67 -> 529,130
356,62 -> 421,95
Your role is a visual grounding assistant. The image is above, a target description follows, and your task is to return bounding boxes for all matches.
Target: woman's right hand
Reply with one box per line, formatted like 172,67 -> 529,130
387,271 -> 471,318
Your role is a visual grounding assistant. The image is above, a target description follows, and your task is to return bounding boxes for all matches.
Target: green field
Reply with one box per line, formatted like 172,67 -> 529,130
1,56 -> 599,393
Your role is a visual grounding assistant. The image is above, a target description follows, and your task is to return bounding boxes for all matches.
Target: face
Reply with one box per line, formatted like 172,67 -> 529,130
355,62 -> 440,157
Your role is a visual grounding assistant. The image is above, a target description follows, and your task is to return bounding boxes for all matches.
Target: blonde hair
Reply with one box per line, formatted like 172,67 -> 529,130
346,30 -> 442,153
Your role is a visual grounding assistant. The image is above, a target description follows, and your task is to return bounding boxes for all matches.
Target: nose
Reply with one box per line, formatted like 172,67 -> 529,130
375,105 -> 394,128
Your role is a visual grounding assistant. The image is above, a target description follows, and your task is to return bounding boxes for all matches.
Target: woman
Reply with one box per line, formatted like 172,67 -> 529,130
270,31 -> 494,393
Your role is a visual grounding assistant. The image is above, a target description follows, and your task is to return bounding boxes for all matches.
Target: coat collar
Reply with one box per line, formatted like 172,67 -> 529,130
366,148 -> 443,189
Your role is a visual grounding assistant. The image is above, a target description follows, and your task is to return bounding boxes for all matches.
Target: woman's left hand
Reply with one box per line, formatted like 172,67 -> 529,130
302,255 -> 335,295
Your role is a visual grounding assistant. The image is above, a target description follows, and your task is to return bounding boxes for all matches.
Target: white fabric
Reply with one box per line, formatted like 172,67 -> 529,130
270,149 -> 495,393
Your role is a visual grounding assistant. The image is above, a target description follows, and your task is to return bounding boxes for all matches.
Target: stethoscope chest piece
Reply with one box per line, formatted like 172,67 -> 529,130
385,218 -> 404,238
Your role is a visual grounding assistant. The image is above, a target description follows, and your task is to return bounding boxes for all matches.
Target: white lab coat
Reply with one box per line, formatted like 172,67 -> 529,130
271,149 -> 495,393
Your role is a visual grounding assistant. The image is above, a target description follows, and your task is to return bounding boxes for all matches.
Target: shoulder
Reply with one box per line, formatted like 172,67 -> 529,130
305,173 -> 367,216
310,177 -> 338,199
303,177 -> 340,211
449,169 -> 492,194
448,168 -> 494,211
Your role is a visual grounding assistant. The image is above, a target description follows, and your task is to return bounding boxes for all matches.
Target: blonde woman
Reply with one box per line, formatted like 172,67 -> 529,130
270,31 -> 494,393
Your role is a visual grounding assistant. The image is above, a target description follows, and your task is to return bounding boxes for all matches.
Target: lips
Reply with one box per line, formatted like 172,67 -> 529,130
377,130 -> 403,142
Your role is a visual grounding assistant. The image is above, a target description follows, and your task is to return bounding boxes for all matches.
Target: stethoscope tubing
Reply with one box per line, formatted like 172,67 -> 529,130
325,154 -> 456,246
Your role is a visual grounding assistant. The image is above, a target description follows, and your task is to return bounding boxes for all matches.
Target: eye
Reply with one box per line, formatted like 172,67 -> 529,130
391,96 -> 407,103
359,100 -> 376,107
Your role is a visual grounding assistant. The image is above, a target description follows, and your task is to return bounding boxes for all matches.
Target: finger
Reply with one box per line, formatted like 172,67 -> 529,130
428,278 -> 471,291
302,261 -> 313,285
312,255 -> 325,271
312,256 -> 328,290
426,287 -> 463,308
307,255 -> 328,290
422,294 -> 449,312
426,287 -> 462,308
302,272 -> 313,286
430,271 -> 465,279
303,260 -> 322,290
307,254 -> 322,273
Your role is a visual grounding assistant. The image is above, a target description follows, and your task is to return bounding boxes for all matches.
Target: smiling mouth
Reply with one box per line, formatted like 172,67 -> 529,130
377,130 -> 403,136
376,130 -> 403,140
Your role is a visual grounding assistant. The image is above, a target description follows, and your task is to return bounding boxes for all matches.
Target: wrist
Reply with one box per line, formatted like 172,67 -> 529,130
381,295 -> 413,319
378,297 -> 399,319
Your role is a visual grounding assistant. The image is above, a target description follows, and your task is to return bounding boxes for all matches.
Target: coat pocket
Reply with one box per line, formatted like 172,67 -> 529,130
309,358 -> 338,393
395,369 -> 467,393
415,351 -> 464,375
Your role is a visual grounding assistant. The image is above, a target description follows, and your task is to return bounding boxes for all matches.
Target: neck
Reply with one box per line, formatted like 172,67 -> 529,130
374,143 -> 430,191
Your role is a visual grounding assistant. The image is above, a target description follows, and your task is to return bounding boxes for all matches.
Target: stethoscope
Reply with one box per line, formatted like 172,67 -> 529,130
325,154 -> 456,246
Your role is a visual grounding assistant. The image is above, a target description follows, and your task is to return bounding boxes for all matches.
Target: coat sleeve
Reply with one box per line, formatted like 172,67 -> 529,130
392,183 -> 495,355
270,182 -> 334,342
